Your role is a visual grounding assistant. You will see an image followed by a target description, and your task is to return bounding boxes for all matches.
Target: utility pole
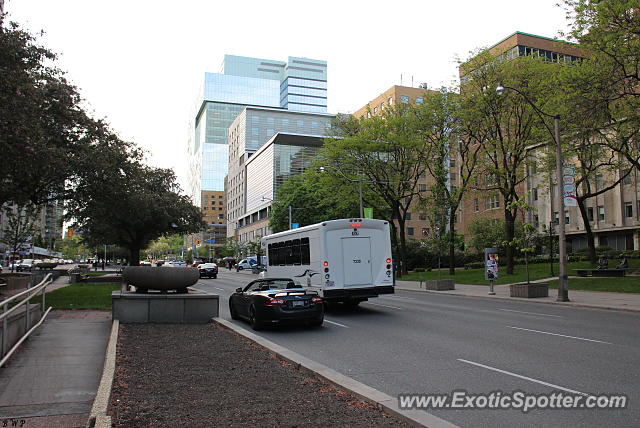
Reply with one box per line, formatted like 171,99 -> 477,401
288,205 -> 292,230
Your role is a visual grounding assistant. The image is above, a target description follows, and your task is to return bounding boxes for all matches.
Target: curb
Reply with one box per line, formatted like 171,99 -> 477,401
214,318 -> 458,428
86,319 -> 119,428
395,286 -> 640,314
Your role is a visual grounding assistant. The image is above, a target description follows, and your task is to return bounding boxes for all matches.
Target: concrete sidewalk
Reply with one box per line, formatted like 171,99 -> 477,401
0,274 -> 111,428
395,278 -> 640,312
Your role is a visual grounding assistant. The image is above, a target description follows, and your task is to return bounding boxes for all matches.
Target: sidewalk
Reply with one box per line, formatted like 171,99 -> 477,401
0,275 -> 111,428
395,277 -> 640,312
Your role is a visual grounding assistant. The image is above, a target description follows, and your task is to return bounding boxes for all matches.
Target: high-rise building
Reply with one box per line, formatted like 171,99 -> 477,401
188,55 -> 327,204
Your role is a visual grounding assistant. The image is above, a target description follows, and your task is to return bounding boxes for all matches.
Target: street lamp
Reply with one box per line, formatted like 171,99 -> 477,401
262,195 -> 297,230
496,85 -> 569,302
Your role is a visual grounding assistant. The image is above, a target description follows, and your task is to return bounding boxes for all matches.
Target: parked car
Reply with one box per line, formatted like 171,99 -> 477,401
165,261 -> 187,267
141,261 -> 152,266
198,263 -> 218,279
228,278 -> 323,330
156,260 -> 165,267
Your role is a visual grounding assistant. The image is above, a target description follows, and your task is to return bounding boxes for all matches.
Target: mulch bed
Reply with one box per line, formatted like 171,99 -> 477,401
108,323 -> 410,427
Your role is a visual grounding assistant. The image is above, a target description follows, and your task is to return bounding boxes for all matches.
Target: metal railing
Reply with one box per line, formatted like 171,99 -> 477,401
0,273 -> 53,367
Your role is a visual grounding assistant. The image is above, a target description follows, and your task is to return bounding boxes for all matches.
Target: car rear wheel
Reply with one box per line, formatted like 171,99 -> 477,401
213,274 -> 217,279
248,305 -> 263,330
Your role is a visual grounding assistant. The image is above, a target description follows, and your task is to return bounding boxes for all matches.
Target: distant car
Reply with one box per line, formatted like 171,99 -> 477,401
141,261 -> 152,266
156,260 -> 165,267
17,259 -> 35,272
198,263 -> 218,279
228,278 -> 323,330
165,261 -> 187,267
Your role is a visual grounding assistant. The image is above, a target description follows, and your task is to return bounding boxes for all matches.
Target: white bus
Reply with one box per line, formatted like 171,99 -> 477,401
261,218 -> 394,306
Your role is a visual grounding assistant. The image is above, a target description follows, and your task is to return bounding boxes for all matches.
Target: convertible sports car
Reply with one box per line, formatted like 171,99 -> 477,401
228,278 -> 323,330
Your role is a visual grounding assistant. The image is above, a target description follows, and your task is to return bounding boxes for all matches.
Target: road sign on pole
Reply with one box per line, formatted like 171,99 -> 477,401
562,164 -> 577,207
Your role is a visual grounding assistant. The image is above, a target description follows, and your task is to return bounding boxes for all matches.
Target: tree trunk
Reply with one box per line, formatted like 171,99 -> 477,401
129,246 -> 140,266
448,208 -> 456,276
577,197 -> 597,264
504,209 -> 516,275
396,215 -> 408,275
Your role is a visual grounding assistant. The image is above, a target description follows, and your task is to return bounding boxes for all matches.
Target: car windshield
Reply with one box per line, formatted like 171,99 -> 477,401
265,279 -> 301,289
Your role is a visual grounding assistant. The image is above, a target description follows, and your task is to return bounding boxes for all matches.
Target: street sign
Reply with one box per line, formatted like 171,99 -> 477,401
204,239 -> 215,244
291,223 -> 299,229
484,248 -> 499,281
562,164 -> 577,207
364,207 -> 373,219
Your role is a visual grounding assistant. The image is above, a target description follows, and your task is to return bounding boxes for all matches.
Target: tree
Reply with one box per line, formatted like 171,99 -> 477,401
320,106 -> 430,274
3,204 -> 38,270
0,20 -> 101,207
269,170 -> 362,233
67,149 -> 205,265
411,88 -> 483,274
460,51 -> 563,274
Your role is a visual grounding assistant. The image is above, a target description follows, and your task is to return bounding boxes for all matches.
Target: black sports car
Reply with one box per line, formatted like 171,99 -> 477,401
198,263 -> 218,279
229,278 -> 323,330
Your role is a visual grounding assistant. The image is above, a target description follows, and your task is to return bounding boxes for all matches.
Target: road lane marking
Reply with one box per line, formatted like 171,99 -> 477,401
324,319 -> 349,328
457,358 -> 590,396
364,302 -> 403,310
380,295 -> 416,301
507,326 -> 611,344
213,287 -> 225,291
499,308 -> 563,318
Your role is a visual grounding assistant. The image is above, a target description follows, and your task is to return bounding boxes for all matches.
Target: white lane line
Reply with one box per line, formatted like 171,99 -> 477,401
363,302 -> 403,310
380,295 -> 416,301
213,287 -> 225,291
499,308 -> 563,318
324,319 -> 349,328
507,326 -> 611,344
457,358 -> 590,396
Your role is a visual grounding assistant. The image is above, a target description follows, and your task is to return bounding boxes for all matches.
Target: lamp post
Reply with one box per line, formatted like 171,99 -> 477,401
319,166 -> 365,218
261,196 -> 296,230
496,85 -> 569,302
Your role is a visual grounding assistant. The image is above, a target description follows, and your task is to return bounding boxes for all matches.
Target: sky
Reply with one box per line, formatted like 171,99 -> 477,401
5,0 -> 572,192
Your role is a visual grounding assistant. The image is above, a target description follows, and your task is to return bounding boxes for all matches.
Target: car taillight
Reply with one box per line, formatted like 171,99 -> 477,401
266,298 -> 285,306
199,269 -> 205,272
311,296 -> 322,304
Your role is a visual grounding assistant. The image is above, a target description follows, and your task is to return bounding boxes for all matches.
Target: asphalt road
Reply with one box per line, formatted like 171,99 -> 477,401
195,270 -> 640,428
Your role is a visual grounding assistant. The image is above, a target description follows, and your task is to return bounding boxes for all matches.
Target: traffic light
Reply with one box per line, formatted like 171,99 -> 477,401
196,240 -> 201,245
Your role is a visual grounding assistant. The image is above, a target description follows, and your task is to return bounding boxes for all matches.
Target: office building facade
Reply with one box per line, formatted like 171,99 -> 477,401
226,107 -> 334,241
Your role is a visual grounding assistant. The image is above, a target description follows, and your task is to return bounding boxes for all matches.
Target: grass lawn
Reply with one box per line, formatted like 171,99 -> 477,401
399,261 -> 594,285
83,272 -> 108,277
36,282 -> 121,310
399,260 -> 639,293
546,278 -> 640,293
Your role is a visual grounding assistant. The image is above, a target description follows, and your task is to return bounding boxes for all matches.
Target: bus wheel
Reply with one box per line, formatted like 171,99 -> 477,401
343,300 -> 361,308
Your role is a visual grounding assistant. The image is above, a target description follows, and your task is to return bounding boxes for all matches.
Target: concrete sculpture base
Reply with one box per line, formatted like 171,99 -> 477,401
112,290 -> 219,324
122,266 -> 199,293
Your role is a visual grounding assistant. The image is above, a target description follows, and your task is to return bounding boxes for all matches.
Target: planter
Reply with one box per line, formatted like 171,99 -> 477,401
510,282 -> 549,298
423,279 -> 455,291
122,266 -> 199,293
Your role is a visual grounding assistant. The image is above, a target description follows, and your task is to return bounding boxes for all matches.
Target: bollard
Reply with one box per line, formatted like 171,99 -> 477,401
489,279 -> 495,295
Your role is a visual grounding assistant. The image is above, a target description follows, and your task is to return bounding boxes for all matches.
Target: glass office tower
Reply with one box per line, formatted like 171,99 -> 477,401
188,55 -> 328,205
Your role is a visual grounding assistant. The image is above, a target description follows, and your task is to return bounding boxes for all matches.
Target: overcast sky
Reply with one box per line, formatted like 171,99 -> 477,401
6,0 -> 571,192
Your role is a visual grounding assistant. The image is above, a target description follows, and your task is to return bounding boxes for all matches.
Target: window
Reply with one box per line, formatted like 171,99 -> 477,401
554,211 -> 559,224
534,215 -> 539,228
532,188 -> 538,201
406,212 -> 412,220
622,169 -> 632,185
598,206 -> 605,221
388,97 -> 393,105
380,102 -> 385,110
421,228 -> 429,236
400,95 -> 409,104
565,210 -> 570,225
418,184 -> 427,191
587,207 -> 594,222
449,158 -> 456,167
291,239 -> 301,265
419,212 -> 427,221
625,202 -> 633,218
407,227 -> 414,236
373,107 -> 378,115
473,198 -> 479,212
301,237 -> 310,265
488,195 -> 500,209
450,172 -> 457,182
595,174 -> 604,191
